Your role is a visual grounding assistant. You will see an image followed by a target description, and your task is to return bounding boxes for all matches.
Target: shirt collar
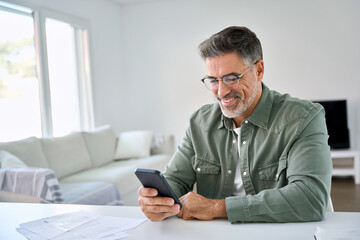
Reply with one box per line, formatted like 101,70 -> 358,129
218,114 -> 233,130
218,83 -> 273,130
247,83 -> 273,129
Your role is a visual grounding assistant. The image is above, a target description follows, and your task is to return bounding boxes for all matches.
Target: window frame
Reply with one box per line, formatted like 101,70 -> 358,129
0,0 -> 94,138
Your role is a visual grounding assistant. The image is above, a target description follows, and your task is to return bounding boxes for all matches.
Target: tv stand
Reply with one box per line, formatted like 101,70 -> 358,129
331,149 -> 360,184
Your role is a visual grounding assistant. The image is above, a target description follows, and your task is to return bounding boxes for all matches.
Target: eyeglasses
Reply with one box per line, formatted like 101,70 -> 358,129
201,61 -> 258,91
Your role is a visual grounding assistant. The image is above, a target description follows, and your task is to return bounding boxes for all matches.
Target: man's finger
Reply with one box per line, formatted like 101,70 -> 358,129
138,186 -> 158,197
144,204 -> 180,214
140,196 -> 175,206
145,211 -> 178,222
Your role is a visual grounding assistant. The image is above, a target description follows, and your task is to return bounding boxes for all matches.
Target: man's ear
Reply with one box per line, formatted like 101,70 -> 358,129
256,60 -> 264,82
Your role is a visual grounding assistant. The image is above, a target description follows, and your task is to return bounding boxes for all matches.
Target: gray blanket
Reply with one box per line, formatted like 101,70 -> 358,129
0,167 -> 63,203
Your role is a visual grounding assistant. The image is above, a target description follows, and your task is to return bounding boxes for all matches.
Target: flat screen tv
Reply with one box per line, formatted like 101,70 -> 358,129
313,99 -> 350,149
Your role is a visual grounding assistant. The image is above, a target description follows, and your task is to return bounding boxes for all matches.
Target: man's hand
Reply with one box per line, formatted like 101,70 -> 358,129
178,192 -> 228,220
138,186 -> 180,222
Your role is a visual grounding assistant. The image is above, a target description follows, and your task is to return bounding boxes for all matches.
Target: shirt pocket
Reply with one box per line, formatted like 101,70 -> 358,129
258,157 -> 287,188
193,156 -> 221,174
193,156 -> 221,197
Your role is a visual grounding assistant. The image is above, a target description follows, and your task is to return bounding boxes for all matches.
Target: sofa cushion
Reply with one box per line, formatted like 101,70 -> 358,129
0,150 -> 27,168
60,182 -> 122,205
60,154 -> 170,197
114,131 -> 154,160
0,137 -> 49,168
41,132 -> 92,179
82,125 -> 117,167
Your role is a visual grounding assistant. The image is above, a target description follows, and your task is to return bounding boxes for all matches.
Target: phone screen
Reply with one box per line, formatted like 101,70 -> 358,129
134,168 -> 182,209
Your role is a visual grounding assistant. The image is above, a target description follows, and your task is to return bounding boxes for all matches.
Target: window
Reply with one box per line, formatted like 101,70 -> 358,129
0,1 -> 93,141
0,5 -> 40,141
46,19 -> 82,136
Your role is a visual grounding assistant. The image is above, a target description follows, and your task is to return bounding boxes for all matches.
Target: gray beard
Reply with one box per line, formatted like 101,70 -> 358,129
218,84 -> 259,119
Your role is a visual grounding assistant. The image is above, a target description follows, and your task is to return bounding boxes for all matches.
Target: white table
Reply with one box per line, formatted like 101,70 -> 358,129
1,202 -> 359,240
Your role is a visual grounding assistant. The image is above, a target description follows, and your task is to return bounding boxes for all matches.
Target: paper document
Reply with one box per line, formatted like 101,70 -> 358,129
314,226 -> 360,240
16,211 -> 147,240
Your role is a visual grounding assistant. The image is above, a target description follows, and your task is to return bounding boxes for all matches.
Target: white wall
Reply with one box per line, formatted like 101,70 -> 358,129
119,0 -> 360,150
6,0 -> 360,151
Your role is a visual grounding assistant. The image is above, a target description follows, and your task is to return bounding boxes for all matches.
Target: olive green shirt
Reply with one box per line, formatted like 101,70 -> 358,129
164,83 -> 332,223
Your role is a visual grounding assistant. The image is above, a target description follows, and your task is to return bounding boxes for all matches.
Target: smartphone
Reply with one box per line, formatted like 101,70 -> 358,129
134,168 -> 182,209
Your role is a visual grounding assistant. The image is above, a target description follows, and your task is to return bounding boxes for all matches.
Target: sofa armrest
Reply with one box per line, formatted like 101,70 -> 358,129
150,134 -> 175,156
0,168 -> 63,203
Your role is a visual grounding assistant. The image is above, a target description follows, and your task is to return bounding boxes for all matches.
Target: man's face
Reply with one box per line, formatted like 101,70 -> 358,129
205,52 -> 263,120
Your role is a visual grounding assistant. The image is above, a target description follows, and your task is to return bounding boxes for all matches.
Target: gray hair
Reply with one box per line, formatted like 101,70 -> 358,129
198,26 -> 263,66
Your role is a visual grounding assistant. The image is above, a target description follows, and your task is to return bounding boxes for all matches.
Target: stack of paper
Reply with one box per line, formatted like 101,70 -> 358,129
16,211 -> 147,240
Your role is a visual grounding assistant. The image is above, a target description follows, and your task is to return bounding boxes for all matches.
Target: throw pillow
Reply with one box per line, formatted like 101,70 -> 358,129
82,125 -> 117,167
114,131 -> 154,159
0,137 -> 49,168
41,132 -> 92,179
0,150 -> 27,168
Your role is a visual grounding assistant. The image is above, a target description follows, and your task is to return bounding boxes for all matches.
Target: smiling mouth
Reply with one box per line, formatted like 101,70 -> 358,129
217,92 -> 242,108
220,97 -> 238,108
222,97 -> 234,103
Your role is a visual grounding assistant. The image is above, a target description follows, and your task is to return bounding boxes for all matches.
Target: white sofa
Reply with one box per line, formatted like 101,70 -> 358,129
0,125 -> 175,206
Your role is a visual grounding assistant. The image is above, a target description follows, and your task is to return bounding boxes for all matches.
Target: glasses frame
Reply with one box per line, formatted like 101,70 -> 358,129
201,60 -> 259,91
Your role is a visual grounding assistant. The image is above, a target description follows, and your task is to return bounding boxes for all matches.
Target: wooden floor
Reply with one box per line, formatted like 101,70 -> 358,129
331,177 -> 360,212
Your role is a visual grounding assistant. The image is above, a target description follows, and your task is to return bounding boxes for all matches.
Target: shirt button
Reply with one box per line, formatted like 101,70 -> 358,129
232,139 -> 236,144
242,141 -> 246,145
243,171 -> 247,176
245,120 -> 248,124
276,173 -> 279,178
228,170 -> 232,174
197,167 -> 201,172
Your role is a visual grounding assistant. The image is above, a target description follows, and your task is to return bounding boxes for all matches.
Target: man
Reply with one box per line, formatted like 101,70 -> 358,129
138,26 -> 332,223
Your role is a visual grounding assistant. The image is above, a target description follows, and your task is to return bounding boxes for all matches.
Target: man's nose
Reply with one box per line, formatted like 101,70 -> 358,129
217,80 -> 231,98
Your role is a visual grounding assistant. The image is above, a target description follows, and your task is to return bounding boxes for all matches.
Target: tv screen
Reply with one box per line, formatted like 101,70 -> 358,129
313,99 -> 350,149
